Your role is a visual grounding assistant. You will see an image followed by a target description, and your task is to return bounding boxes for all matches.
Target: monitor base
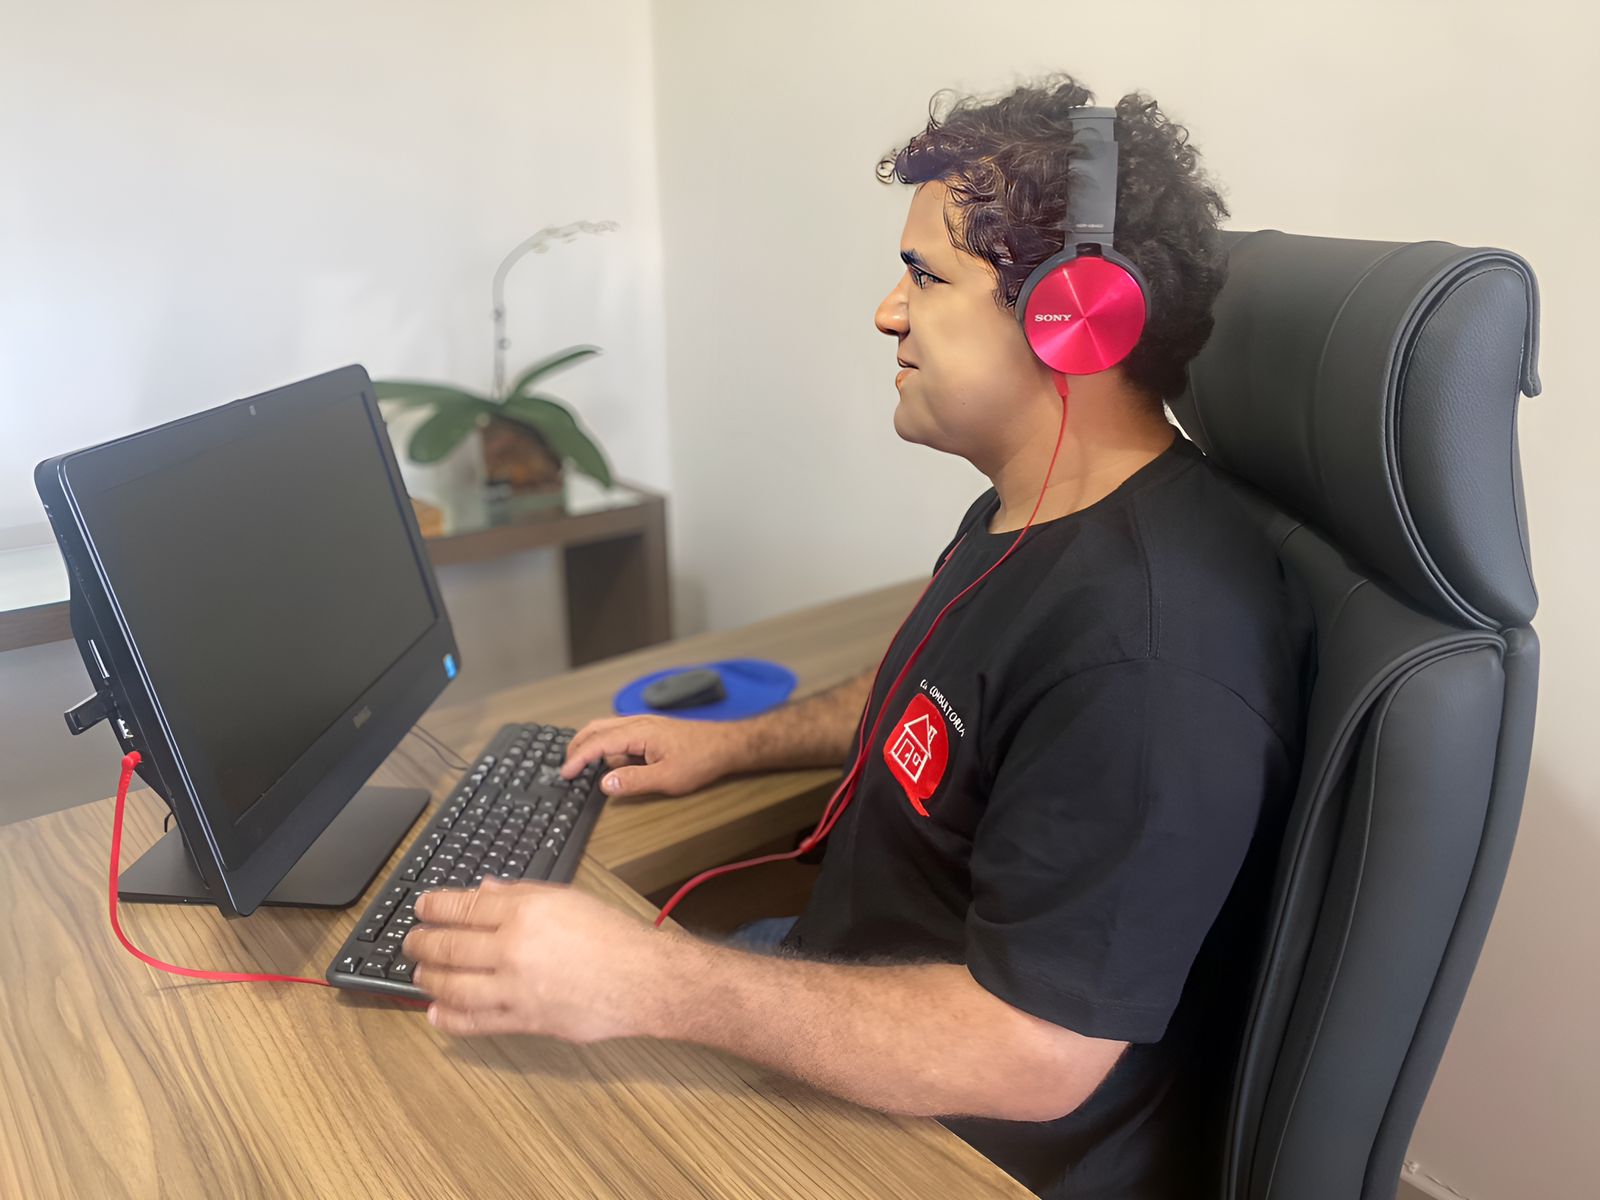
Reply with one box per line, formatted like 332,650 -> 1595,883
118,786 -> 429,909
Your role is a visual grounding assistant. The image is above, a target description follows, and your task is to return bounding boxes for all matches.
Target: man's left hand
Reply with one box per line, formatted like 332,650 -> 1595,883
404,877 -> 663,1041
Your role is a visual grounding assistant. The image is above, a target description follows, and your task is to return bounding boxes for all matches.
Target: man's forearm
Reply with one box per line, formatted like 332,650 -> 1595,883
632,930 -> 1120,1123
722,669 -> 873,773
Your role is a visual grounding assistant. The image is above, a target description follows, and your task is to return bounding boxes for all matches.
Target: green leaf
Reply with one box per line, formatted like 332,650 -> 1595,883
375,380 -> 493,410
406,403 -> 485,463
500,392 -> 613,488
505,345 -> 601,400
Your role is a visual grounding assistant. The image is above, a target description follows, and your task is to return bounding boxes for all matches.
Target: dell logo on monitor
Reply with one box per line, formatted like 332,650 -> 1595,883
1033,313 -> 1074,322
353,707 -> 371,729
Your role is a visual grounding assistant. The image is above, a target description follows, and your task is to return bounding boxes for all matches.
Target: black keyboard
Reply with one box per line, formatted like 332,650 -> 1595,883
325,721 -> 605,998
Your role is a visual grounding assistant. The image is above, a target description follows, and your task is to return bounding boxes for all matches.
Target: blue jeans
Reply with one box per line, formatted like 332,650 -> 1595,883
725,915 -> 798,955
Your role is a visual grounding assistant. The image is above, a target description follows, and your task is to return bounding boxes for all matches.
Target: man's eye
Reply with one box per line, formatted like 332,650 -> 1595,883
909,266 -> 933,289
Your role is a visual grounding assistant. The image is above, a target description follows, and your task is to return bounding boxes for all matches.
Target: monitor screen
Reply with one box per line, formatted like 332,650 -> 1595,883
39,365 -> 458,914
74,391 -> 437,825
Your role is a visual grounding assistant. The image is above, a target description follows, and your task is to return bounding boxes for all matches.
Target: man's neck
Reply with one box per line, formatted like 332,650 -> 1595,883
986,418 -> 1178,534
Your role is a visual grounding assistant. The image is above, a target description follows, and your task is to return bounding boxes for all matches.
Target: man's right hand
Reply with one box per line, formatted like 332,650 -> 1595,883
559,715 -> 745,799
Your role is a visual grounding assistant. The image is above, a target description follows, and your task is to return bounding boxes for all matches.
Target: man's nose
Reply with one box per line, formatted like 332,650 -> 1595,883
875,277 -> 910,337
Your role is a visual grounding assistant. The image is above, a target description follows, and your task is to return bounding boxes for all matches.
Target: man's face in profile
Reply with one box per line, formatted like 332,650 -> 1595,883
875,180 -> 1049,470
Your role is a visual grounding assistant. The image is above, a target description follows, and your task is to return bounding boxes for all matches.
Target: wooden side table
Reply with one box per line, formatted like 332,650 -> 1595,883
0,478 -> 672,669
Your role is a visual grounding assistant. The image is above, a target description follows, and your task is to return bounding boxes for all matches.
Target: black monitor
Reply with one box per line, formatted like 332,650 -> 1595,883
35,364 -> 459,917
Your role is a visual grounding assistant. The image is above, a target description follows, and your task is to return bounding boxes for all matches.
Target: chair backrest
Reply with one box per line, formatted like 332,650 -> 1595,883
1168,229 -> 1543,1200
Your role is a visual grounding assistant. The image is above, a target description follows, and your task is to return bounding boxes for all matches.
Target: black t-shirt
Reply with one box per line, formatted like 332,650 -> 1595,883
781,431 -> 1316,1199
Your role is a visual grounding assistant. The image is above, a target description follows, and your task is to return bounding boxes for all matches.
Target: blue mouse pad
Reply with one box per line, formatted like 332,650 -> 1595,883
613,658 -> 797,721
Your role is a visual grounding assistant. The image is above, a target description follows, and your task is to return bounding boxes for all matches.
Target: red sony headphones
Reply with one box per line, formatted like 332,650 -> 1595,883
1016,106 -> 1149,375
653,106 -> 1148,928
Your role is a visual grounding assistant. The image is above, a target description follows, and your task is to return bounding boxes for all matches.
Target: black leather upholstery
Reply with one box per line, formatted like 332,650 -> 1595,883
1169,229 -> 1541,1200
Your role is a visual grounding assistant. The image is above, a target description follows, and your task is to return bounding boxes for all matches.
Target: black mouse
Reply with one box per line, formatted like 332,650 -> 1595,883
642,668 -> 727,711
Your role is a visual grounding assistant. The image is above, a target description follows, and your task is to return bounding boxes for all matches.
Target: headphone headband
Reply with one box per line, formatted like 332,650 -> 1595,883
1061,106 -> 1119,253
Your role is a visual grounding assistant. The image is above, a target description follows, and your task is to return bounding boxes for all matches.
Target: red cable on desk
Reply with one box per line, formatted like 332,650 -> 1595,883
108,750 -> 422,1006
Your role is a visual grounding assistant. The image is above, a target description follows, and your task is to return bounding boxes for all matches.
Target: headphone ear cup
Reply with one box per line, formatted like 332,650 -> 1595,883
1017,249 -> 1149,375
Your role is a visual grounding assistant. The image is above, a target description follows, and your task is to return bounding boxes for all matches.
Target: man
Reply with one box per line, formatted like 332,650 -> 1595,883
405,74 -> 1315,1198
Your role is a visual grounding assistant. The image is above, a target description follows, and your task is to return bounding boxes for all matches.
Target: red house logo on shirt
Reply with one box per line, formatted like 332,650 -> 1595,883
883,692 -> 949,816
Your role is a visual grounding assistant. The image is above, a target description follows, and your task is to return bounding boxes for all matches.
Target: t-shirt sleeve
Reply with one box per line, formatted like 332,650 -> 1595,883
964,659 -> 1285,1043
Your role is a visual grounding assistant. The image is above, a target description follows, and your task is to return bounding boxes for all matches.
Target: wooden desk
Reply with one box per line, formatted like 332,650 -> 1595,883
0,579 -> 1030,1199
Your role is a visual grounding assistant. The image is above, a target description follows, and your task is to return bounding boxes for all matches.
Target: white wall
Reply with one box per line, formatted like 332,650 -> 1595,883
649,3 -> 1597,1197
0,1 -> 671,516
0,0 -> 668,817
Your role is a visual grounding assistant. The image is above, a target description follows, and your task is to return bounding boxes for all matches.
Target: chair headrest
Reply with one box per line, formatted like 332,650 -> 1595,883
1169,229 -> 1541,630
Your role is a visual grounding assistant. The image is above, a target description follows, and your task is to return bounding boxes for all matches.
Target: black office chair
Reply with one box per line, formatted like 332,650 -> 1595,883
1168,229 -> 1543,1200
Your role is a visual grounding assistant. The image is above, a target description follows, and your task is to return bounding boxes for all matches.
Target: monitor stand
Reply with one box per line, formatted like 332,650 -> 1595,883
118,785 -> 429,909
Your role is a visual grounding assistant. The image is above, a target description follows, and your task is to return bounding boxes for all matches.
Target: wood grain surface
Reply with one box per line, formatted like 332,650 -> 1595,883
0,578 -> 1031,1198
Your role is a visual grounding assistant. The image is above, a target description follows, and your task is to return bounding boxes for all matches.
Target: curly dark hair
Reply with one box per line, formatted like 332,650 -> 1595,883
877,73 -> 1231,405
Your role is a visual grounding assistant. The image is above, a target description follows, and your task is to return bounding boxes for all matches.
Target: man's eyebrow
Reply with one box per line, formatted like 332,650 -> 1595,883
900,248 -> 944,277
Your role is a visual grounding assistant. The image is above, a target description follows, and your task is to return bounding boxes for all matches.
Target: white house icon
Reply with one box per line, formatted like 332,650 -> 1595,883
889,713 -> 939,782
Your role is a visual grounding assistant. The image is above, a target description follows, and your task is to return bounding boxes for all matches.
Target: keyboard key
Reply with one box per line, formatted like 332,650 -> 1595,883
388,959 -> 415,982
336,954 -> 360,974
356,924 -> 381,942
399,865 -> 422,882
359,961 -> 388,978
